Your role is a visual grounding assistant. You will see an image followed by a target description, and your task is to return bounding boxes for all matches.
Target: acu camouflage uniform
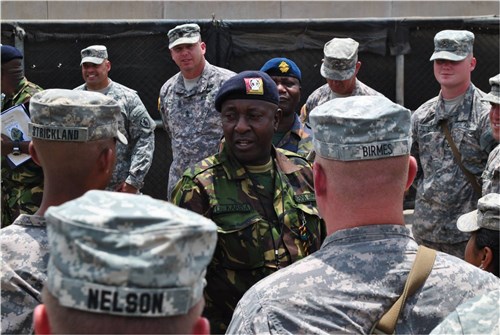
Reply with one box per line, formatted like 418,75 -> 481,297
483,144 -> 500,195
74,79 -> 155,191
411,84 -> 493,245
159,61 -> 235,199
0,214 -> 49,334
1,78 -> 44,227
172,145 -> 326,334
300,79 -> 383,127
227,224 -> 500,334
430,289 -> 500,334
274,113 -> 312,159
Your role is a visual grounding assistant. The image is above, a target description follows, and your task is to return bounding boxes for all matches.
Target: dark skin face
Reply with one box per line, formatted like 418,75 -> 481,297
270,76 -> 301,132
271,76 -> 301,117
220,99 -> 281,166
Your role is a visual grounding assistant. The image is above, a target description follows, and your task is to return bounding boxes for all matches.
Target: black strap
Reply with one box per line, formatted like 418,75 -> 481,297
439,119 -> 482,196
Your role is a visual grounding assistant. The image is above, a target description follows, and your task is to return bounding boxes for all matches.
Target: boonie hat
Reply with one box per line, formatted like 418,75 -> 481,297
80,45 -> 108,66
260,57 -> 302,82
310,95 -> 411,161
481,74 -> 500,105
215,70 -> 279,112
320,38 -> 359,81
28,89 -> 127,144
44,190 -> 218,317
457,193 -> 500,232
430,30 -> 474,61
168,23 -> 201,49
1,45 -> 23,64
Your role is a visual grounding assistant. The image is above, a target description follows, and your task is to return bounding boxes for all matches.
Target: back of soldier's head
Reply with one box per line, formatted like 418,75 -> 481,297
310,96 -> 412,194
36,190 -> 217,334
28,89 -> 127,186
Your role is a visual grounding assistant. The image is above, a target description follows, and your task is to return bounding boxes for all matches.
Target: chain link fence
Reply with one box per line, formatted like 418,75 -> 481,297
2,17 -> 499,200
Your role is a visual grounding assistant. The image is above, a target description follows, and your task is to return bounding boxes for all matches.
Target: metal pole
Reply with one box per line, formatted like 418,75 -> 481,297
395,54 -> 404,106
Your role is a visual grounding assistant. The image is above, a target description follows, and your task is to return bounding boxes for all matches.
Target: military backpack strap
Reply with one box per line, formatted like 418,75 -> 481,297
371,246 -> 437,335
439,119 -> 482,196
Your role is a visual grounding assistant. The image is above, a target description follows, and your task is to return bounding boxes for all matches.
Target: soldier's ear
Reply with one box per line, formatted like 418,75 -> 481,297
192,316 -> 210,335
274,108 -> 282,131
33,304 -> 51,335
482,246 -> 494,272
29,142 -> 42,167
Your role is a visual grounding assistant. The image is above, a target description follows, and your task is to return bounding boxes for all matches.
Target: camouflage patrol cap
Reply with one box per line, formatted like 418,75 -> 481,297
215,70 -> 279,112
309,95 -> 411,161
168,23 -> 201,49
457,193 -> 500,232
320,38 -> 359,81
430,30 -> 474,61
80,45 -> 108,66
481,74 -> 500,105
28,89 -> 127,144
44,190 -> 218,317
260,57 -> 302,82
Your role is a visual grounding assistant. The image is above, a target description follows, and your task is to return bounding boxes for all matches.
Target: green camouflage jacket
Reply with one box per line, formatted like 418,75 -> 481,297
172,146 -> 326,334
1,78 -> 44,227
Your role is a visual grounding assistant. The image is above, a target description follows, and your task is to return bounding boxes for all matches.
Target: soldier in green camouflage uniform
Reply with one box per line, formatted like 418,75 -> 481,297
159,23 -> 236,200
481,74 -> 500,195
260,57 -> 312,158
411,30 -> 495,258
1,45 -> 44,227
1,89 -> 125,334
172,71 -> 326,334
299,37 -> 383,131
75,45 -> 156,194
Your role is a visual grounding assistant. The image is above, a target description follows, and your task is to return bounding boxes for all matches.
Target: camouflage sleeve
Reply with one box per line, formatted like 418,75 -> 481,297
1,226 -> 48,335
171,175 -> 211,217
124,94 -> 156,189
158,82 -> 171,137
478,102 -> 496,153
227,288 -> 276,334
1,259 -> 41,334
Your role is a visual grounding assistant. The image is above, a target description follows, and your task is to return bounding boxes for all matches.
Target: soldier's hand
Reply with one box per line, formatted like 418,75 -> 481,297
116,182 -> 139,194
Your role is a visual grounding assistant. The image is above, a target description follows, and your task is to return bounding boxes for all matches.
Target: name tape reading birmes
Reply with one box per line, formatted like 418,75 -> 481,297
328,139 -> 410,161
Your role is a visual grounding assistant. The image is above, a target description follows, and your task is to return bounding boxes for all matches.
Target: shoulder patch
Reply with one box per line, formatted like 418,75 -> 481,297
140,117 -> 151,128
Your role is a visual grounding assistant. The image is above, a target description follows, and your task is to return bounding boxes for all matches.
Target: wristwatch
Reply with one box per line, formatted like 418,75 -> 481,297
12,140 -> 21,156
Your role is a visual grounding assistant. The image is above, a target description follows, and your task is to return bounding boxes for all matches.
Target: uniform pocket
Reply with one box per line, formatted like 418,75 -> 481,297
213,207 -> 265,270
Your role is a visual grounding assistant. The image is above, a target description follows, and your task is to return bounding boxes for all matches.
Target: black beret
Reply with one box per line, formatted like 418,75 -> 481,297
215,71 -> 279,112
1,45 -> 23,64
260,57 -> 302,82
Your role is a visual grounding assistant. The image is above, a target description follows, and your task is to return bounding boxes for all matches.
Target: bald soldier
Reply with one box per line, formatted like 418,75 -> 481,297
228,96 -> 499,334
1,89 -> 125,334
33,190 -> 218,334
